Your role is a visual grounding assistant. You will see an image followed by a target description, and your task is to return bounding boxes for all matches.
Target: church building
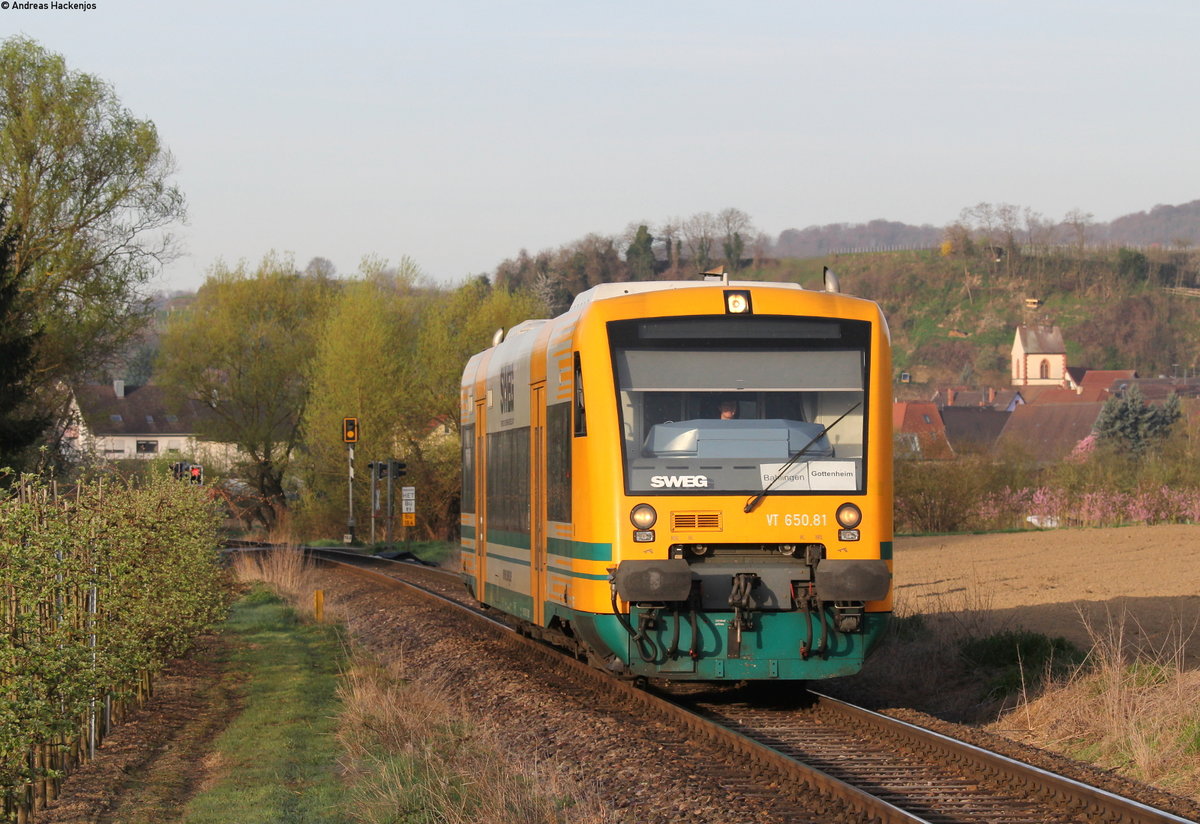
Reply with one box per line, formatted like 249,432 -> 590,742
1011,326 -> 1068,387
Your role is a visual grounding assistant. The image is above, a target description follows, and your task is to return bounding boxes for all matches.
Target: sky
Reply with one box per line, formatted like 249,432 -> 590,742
5,1 -> 1198,293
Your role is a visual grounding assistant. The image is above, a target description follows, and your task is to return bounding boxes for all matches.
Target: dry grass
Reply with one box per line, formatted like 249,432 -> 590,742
229,546 -> 325,620
336,660 -> 613,824
992,606 -> 1200,800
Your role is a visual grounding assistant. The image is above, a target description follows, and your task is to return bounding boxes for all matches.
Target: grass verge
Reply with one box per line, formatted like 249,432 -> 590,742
229,547 -> 610,824
178,586 -> 349,824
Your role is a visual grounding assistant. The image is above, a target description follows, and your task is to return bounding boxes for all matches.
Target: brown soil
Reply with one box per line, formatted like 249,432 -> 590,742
33,636 -> 239,824
33,524 -> 1200,822
894,523 -> 1200,668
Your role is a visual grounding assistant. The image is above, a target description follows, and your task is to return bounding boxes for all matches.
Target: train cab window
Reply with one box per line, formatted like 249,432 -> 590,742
609,316 -> 870,495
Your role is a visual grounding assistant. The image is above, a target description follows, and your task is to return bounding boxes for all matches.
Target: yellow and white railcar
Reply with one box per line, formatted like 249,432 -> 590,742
460,275 -> 892,680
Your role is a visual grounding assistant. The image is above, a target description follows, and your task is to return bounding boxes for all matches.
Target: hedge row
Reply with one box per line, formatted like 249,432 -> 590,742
0,473 -> 228,819
895,455 -> 1200,533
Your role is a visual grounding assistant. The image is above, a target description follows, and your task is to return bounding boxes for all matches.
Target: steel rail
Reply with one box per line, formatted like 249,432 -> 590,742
811,691 -> 1197,824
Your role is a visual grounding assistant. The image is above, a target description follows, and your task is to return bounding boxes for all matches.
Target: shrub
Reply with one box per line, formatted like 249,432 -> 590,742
0,473 -> 227,807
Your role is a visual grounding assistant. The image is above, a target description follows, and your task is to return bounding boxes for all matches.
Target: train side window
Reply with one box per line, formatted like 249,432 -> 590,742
547,403 -> 572,522
573,352 -> 587,437
461,424 -> 474,513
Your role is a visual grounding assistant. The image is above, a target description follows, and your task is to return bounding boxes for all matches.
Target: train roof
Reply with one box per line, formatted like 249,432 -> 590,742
568,279 -> 804,312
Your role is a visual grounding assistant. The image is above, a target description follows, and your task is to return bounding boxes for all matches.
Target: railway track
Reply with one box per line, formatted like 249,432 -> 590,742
302,546 -> 1197,824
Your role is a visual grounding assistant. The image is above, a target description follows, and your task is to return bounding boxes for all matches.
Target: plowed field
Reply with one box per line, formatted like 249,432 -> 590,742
895,524 -> 1200,666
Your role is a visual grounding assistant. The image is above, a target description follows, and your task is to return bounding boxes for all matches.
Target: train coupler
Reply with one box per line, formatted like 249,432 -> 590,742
727,573 -> 760,658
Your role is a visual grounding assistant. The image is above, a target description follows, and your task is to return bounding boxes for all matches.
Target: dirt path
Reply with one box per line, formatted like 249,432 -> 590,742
895,524 -> 1200,667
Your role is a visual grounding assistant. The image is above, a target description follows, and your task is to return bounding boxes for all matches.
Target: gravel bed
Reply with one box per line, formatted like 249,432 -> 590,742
322,567 -> 867,823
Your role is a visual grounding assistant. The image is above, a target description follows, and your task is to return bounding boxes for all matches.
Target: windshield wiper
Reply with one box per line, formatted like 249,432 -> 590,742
742,401 -> 862,513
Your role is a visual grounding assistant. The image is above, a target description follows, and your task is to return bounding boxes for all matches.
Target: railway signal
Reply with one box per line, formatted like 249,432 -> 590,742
344,418 -> 358,544
170,462 -> 203,484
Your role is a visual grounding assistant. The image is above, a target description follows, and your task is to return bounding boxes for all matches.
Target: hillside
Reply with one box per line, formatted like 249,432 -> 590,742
738,244 -> 1200,389
773,198 -> 1200,257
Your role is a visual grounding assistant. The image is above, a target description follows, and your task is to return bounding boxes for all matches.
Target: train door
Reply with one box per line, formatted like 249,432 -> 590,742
531,383 -> 547,626
475,398 -> 488,604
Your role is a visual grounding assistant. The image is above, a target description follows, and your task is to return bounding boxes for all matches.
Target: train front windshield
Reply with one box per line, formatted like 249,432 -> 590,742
610,315 -> 871,495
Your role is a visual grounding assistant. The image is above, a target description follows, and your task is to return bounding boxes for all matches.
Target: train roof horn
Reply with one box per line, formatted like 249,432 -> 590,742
823,266 -> 841,293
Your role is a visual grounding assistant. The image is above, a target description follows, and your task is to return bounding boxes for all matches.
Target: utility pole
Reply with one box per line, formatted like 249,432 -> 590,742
346,444 -> 355,543
368,462 -> 378,545
384,458 -> 408,545
385,458 -> 394,545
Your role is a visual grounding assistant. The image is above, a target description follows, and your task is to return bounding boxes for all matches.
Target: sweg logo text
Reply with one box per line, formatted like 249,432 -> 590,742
649,475 -> 710,488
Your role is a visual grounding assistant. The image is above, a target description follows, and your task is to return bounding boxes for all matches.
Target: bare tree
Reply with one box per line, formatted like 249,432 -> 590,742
717,207 -> 754,241
1062,208 -> 1094,251
716,208 -> 754,273
303,256 -> 337,279
682,211 -> 719,272
750,231 -> 772,268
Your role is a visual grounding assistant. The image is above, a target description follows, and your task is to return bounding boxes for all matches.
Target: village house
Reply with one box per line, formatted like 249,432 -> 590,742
903,323 -> 1199,463
892,401 -> 954,459
67,380 -> 237,469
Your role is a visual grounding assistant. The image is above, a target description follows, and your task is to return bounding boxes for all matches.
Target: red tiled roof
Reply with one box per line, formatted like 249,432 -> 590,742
996,403 -> 1104,462
1080,370 -> 1136,389
893,402 -> 954,458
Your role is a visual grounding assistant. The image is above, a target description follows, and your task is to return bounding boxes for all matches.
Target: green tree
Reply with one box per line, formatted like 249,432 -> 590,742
295,263 -> 429,537
0,204 -> 48,469
296,275 -> 547,540
416,279 -> 548,431
0,36 -> 186,390
723,231 -> 745,274
625,224 -> 656,281
157,254 -> 333,527
1116,248 -> 1150,284
1096,386 -> 1181,455
408,280 -> 547,538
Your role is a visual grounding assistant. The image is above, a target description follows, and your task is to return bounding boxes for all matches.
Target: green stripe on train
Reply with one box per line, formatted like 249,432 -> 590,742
481,530 -> 612,563
547,536 -> 612,562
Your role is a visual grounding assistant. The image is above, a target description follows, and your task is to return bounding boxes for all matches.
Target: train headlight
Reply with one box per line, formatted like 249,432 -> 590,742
724,290 -> 752,314
835,502 -> 862,529
630,504 -> 657,530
